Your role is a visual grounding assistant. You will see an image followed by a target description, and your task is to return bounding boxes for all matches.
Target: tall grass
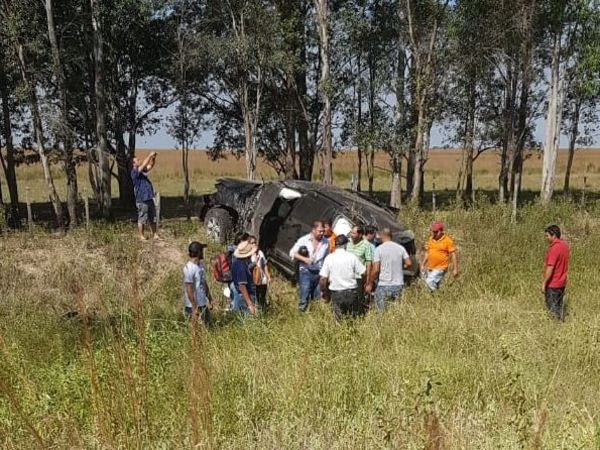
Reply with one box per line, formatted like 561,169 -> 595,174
1,200 -> 600,448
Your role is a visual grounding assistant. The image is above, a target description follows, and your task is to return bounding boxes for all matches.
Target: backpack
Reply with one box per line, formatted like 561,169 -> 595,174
211,253 -> 232,283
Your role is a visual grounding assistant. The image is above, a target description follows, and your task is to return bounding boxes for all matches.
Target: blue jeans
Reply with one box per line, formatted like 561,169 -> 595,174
298,269 -> 321,311
232,285 -> 256,316
374,285 -> 403,312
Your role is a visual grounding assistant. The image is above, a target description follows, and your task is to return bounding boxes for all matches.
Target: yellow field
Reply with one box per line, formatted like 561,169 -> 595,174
11,148 -> 600,203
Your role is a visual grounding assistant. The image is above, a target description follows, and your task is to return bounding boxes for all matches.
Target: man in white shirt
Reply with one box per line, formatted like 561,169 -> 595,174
367,227 -> 412,312
289,220 -> 330,312
319,235 -> 366,321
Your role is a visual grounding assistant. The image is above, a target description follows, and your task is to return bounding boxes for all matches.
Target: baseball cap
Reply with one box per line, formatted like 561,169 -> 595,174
188,241 -> 208,256
431,221 -> 444,232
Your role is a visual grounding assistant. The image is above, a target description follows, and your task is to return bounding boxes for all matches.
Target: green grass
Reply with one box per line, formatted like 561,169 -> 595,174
1,198 -> 600,448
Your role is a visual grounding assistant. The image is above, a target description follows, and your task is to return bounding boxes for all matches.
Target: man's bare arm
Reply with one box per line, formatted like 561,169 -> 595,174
542,265 -> 554,293
185,283 -> 196,312
140,152 -> 157,172
450,252 -> 458,276
238,284 -> 256,314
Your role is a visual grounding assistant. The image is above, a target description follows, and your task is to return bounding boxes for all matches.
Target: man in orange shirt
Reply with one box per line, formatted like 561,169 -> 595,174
323,219 -> 336,254
419,221 -> 458,291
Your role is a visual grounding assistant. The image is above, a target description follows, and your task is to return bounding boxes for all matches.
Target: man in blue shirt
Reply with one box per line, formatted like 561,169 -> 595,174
231,240 -> 257,316
131,152 -> 158,240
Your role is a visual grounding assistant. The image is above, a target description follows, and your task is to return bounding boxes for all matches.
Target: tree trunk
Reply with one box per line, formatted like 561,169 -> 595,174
284,75 -> 297,179
15,41 -> 64,229
390,152 -> 402,208
116,132 -> 134,207
45,0 -> 78,229
0,77 -> 20,227
563,99 -> 581,194
91,0 -> 112,217
356,54 -> 363,192
457,79 -> 476,205
296,13 -> 314,181
499,61 -> 516,203
410,104 -> 426,205
315,0 -> 333,185
541,31 -> 564,204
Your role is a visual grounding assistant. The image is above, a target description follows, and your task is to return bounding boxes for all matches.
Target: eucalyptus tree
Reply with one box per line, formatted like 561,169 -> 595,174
1,0 -> 65,228
540,0 -> 600,202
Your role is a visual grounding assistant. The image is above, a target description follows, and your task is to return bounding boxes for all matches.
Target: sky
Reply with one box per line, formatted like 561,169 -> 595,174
136,105 -> 594,150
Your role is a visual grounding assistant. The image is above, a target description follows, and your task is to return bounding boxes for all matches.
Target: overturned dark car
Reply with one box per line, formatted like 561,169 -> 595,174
198,178 -> 418,278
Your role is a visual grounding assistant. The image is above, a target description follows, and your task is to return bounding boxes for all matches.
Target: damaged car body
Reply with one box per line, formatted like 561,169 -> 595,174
198,178 -> 418,278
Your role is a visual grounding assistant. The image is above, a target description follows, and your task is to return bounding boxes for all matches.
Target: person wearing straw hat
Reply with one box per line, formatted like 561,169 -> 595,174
420,221 -> 458,291
231,240 -> 258,315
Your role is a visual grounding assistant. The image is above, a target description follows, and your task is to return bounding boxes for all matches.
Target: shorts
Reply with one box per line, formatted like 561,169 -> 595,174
423,269 -> 446,291
137,200 -> 156,225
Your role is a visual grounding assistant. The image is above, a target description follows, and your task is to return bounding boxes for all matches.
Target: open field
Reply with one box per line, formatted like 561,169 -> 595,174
2,152 -> 600,448
11,148 -> 600,204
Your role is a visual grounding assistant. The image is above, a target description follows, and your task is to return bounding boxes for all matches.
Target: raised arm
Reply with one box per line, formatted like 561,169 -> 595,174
140,152 -> 157,172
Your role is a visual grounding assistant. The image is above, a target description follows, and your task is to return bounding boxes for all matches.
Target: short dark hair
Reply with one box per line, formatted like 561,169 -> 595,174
323,219 -> 333,227
545,225 -> 561,238
353,225 -> 364,235
312,220 -> 324,229
234,232 -> 250,245
334,234 -> 349,247
188,241 -> 206,257
365,225 -> 377,235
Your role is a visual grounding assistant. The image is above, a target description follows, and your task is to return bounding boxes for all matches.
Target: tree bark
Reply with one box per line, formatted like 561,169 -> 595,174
541,31 -> 565,204
45,0 -> 78,229
314,0 -> 333,185
15,41 -> 64,229
563,98 -> 581,194
457,78 -> 476,205
390,152 -> 402,209
0,75 -> 20,227
91,0 -> 112,217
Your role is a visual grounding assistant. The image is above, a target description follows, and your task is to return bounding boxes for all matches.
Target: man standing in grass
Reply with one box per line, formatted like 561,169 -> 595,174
289,221 -> 329,312
368,227 -> 412,311
183,241 -> 213,326
319,235 -> 366,321
542,225 -> 569,321
131,152 -> 159,240
232,240 -> 258,316
323,219 -> 336,254
347,225 -> 374,307
420,221 -> 458,291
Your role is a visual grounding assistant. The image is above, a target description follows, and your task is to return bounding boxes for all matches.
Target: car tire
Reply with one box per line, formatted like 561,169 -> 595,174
204,206 -> 236,243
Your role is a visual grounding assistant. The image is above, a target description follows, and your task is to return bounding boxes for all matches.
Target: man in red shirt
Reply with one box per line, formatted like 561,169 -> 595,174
542,225 -> 569,321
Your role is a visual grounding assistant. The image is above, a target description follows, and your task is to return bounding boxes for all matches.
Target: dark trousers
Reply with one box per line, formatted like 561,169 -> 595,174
330,289 -> 362,321
545,287 -> 565,321
255,284 -> 268,309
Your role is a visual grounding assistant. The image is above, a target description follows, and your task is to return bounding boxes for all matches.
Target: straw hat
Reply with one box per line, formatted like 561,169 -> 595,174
234,241 -> 257,259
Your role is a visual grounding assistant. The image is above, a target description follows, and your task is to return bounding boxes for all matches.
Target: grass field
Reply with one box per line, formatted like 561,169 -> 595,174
1,150 -> 600,448
11,148 -> 600,203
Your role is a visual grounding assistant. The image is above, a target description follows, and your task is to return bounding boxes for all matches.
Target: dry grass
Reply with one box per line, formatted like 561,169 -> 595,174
12,148 -> 600,203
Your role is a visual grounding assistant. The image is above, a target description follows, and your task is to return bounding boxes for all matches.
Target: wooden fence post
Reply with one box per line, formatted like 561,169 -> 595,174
581,176 -> 587,207
84,197 -> 90,229
155,192 -> 161,227
26,187 -> 33,231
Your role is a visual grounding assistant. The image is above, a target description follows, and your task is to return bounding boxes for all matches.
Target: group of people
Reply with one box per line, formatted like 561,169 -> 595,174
289,219 -> 459,320
129,152 -> 570,323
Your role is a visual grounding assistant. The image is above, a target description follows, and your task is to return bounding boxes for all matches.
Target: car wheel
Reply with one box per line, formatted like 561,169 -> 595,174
204,207 -> 235,243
